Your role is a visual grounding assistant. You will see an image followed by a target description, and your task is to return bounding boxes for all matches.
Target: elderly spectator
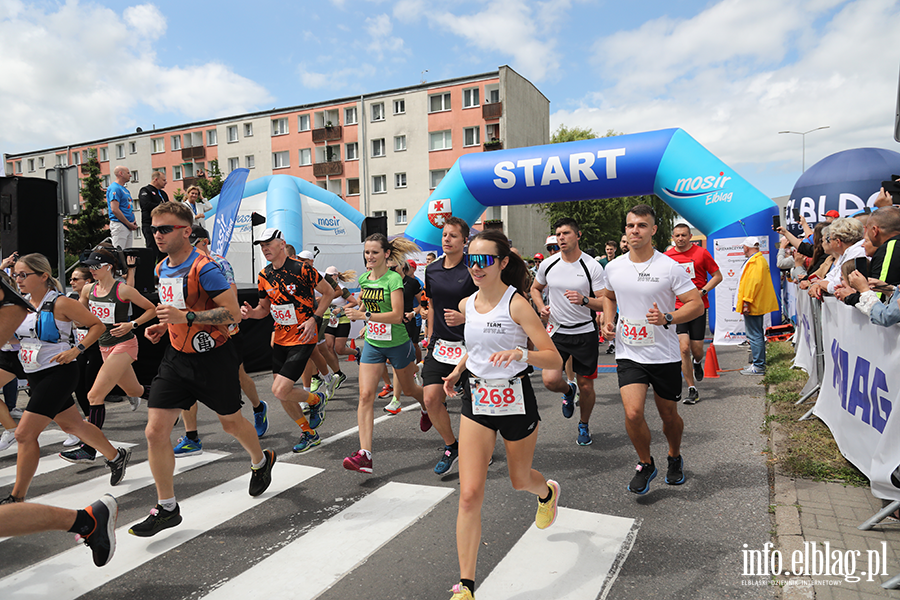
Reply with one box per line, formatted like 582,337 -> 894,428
107,166 -> 138,249
809,217 -> 866,300
840,207 -> 900,305
736,237 -> 779,375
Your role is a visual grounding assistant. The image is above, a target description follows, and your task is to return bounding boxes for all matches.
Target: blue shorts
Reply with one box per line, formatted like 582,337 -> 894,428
360,340 -> 416,369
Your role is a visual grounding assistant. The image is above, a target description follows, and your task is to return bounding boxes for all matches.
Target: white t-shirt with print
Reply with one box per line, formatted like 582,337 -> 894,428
535,251 -> 607,336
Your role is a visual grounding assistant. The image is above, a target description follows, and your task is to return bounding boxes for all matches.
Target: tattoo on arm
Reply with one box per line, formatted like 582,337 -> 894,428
193,307 -> 235,325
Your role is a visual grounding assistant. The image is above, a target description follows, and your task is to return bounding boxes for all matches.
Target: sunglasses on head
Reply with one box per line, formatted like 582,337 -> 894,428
151,224 -> 189,235
464,254 -> 501,269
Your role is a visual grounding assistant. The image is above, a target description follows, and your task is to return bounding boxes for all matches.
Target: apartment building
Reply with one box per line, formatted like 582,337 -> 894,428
5,65 -> 550,251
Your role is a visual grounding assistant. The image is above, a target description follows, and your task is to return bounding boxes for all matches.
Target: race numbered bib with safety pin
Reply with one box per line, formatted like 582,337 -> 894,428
19,339 -> 42,369
469,376 -> 525,416
366,321 -> 392,342
158,277 -> 186,309
621,316 -> 655,346
545,320 -> 559,337
271,304 -> 298,326
89,301 -> 116,324
74,328 -> 88,345
433,339 -> 465,365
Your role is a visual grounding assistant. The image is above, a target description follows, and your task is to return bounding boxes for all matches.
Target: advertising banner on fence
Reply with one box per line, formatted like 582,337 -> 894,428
712,237 -> 771,345
791,285 -> 816,375
813,297 -> 900,501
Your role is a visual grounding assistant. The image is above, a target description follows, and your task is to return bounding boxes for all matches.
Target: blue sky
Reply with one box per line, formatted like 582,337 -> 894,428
2,0 -> 898,198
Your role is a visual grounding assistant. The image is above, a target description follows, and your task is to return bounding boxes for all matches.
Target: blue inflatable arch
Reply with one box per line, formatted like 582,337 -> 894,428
404,127 -> 782,327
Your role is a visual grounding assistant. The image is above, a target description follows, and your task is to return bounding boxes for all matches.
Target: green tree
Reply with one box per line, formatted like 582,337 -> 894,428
540,126 -> 676,253
64,149 -> 109,255
197,159 -> 224,200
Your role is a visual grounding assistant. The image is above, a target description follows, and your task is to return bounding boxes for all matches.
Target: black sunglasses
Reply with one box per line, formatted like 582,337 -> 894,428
151,225 -> 190,235
546,244 -> 560,252
464,254 -> 500,269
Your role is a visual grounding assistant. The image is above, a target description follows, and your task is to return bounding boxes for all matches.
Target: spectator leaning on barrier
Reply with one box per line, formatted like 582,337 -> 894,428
838,206 -> 900,307
798,225 -> 833,290
808,217 -> 866,300
736,237 -> 779,375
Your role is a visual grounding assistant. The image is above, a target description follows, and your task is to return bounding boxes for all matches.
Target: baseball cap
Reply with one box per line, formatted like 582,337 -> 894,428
825,210 -> 840,218
545,235 -> 557,246
253,228 -> 283,245
407,259 -> 417,270
534,253 -> 544,260
190,224 -> 210,244
742,236 -> 761,247
325,266 -> 339,276
81,251 -> 116,268
298,250 -> 315,260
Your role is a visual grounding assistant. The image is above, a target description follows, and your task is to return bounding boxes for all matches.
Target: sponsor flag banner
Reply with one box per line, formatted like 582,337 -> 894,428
712,237 -> 771,345
813,297 -> 900,501
791,285 -> 817,385
211,168 -> 250,257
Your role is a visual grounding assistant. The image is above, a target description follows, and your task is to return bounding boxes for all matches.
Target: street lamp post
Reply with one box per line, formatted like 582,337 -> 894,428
778,126 -> 830,172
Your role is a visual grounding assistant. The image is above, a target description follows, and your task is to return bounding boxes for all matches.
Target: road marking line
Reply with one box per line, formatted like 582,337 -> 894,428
0,430 -> 66,459
0,441 -> 137,488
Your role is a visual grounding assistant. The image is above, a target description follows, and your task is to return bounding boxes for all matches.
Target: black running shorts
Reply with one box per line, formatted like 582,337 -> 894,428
551,331 -> 599,379
272,343 -> 316,383
149,343 -> 242,416
675,309 -> 707,341
460,371 -> 540,442
616,359 -> 682,402
25,362 -> 77,418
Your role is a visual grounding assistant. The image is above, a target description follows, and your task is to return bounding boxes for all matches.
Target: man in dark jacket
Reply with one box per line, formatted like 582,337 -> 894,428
138,170 -> 169,261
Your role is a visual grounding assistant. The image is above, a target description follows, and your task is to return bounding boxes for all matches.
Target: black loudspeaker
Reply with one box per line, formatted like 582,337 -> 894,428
123,247 -> 157,294
0,177 -> 59,269
361,215 -> 388,241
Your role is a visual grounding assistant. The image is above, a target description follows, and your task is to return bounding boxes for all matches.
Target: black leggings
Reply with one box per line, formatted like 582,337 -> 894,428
73,344 -> 102,417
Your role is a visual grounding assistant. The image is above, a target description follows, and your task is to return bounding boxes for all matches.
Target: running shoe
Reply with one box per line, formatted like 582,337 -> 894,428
9,407 -> 23,418
535,479 -> 560,529
129,504 -> 182,537
628,458 -> 657,495
62,433 -> 81,447
606,343 -> 615,355
141,384 -> 152,400
377,384 -> 394,399
383,397 -> 402,415
173,436 -> 203,457
449,583 -> 474,600
307,392 -> 326,430
666,455 -> 685,485
434,445 -> 459,476
80,494 -> 118,567
693,359 -> 704,382
300,402 -> 310,414
106,447 -> 131,486
325,375 -> 340,401
354,347 -> 361,364
0,429 -> 16,451
0,494 -> 23,504
343,450 -> 373,474
561,382 -> 577,419
334,371 -> 348,390
292,430 -> 321,453
128,396 -> 141,411
249,449 -> 276,497
419,409 -> 433,432
60,446 -> 97,464
253,401 -> 269,438
741,365 -> 764,375
683,387 -> 700,405
310,376 -> 323,393
576,422 -> 592,446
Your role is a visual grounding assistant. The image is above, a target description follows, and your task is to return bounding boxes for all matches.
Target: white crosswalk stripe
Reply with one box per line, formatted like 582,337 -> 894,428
0,441 -> 137,488
0,429 -> 66,459
0,463 -> 322,599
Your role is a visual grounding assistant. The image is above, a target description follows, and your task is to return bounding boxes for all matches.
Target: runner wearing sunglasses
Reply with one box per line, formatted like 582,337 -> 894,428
442,230 -> 562,600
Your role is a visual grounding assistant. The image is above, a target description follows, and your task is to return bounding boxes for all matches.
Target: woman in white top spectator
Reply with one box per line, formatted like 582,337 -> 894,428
183,186 -> 210,222
808,217 -> 866,300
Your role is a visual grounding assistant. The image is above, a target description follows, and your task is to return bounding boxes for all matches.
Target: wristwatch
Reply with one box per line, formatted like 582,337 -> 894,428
186,311 -> 196,326
364,310 -> 372,321
76,343 -> 86,354
516,346 -> 529,363
131,320 -> 139,329
580,295 -> 590,306
700,289 -> 708,297
663,312 -> 673,329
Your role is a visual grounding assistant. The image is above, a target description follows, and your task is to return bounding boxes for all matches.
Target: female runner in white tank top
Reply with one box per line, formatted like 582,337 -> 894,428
441,230 -> 562,600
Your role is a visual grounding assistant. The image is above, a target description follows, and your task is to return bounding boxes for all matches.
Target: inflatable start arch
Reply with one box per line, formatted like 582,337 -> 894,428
404,127 -> 782,331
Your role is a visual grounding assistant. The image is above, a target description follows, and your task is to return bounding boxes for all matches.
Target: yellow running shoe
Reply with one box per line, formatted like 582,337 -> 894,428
449,583 -> 474,600
535,479 -> 560,529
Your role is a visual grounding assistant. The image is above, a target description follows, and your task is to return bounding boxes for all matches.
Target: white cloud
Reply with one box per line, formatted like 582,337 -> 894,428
364,13 -> 405,60
0,1 -> 271,153
553,0 -> 899,190
297,63 -> 379,90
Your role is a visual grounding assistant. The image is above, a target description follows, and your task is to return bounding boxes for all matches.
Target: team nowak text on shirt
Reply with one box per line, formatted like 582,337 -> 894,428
483,321 -> 508,335
636,273 -> 660,283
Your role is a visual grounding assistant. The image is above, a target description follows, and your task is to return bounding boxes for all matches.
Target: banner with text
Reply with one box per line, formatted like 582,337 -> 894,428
712,237 -> 771,345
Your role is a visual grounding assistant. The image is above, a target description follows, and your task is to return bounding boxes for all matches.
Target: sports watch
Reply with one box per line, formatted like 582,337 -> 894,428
516,346 -> 529,363
186,311 -> 196,326
663,312 -> 673,329
580,295 -> 590,306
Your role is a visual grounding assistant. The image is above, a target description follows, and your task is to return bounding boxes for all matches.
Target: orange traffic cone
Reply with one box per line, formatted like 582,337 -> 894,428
703,345 -> 720,379
347,338 -> 356,361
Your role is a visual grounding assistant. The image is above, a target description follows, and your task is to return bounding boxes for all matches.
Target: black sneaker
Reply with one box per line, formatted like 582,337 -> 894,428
129,504 -> 182,537
693,359 -> 704,382
627,458 -> 656,495
81,494 -> 118,567
666,455 -> 685,485
561,382 -> 577,419
606,343 -> 616,355
106,447 -> 131,486
0,493 -> 23,505
683,387 -> 700,405
249,449 -> 276,497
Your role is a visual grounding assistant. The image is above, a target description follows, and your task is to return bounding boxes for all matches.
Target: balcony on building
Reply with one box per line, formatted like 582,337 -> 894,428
312,125 -> 343,143
482,101 -> 503,120
181,145 -> 205,160
313,160 -> 343,177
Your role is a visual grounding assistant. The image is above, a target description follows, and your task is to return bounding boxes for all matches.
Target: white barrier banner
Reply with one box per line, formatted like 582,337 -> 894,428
712,237 -> 771,345
813,297 -> 900,501
791,285 -> 816,378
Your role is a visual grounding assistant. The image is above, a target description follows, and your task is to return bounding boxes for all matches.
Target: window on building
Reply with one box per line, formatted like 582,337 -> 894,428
102,175 -> 110,187
27,159 -> 34,172
131,170 -> 139,183
344,107 -> 357,125
347,178 -> 360,195
184,132 -> 202,148
463,87 -> 480,108
317,145 -> 340,163
394,135 -> 406,152
72,153 -> 81,165
371,102 -> 384,121
299,148 -> 312,166
430,169 -> 448,189
184,163 -> 194,178
345,142 -> 358,161
464,126 -> 480,147
243,123 -> 253,137
429,130 -> 452,151
273,151 -> 289,169
487,86 -> 500,103
395,173 -> 407,189
372,138 -> 385,158
326,180 -> 341,196
39,156 -> 46,168
171,135 -> 182,150
56,154 -> 68,166
116,144 -> 125,159
227,125 -> 238,143
299,114 -> 310,131
429,92 -> 451,113
372,174 -> 387,193
245,155 -> 255,169
228,157 -> 240,171
14,161 -> 22,174
395,208 -> 407,225
207,129 -> 217,146
129,141 -> 137,154
393,99 -> 405,115
173,165 -> 183,180
151,138 -> 165,153
272,118 -> 289,136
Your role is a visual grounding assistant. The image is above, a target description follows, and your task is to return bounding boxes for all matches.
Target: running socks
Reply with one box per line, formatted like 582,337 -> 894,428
295,418 -> 314,433
68,508 -> 95,536
159,497 -> 177,512
461,579 -> 476,594
88,405 -> 106,430
253,403 -> 266,414
185,430 -> 200,442
539,485 -> 553,504
251,454 -> 267,470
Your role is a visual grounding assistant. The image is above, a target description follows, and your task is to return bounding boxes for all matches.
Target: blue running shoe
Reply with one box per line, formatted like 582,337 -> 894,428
173,436 -> 202,457
307,392 -> 326,430
434,445 -> 459,476
576,422 -> 592,446
254,401 -> 269,438
628,458 -> 657,495
293,430 -> 321,453
561,382 -> 577,419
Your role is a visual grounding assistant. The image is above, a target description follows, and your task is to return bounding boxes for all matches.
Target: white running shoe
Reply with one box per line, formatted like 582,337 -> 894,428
128,396 -> 141,411
9,408 -> 24,419
325,374 -> 339,401
300,402 -> 310,414
0,429 -> 16,451
63,433 -> 81,447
